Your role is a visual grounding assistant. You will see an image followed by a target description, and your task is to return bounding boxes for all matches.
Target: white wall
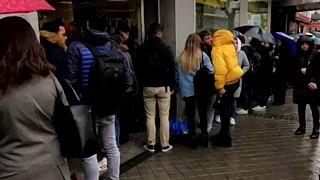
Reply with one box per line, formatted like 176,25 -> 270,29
160,0 -> 196,57
175,0 -> 196,56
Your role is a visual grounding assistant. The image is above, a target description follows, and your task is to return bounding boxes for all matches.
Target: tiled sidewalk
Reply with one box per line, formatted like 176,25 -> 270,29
121,95 -> 320,179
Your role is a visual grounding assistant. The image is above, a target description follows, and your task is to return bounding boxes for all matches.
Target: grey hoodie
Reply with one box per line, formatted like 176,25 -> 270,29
234,37 -> 250,98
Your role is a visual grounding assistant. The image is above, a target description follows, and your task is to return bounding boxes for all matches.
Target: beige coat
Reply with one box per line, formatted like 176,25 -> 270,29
0,75 -> 70,180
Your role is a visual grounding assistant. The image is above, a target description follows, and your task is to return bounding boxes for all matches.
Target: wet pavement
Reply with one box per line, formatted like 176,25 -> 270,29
119,91 -> 320,179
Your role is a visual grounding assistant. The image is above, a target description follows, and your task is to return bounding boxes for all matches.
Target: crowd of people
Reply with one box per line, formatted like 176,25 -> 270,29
1,15 -> 320,180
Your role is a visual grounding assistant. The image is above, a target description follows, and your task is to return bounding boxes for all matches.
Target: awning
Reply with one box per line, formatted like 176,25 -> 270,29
0,0 -> 55,14
196,0 -> 225,8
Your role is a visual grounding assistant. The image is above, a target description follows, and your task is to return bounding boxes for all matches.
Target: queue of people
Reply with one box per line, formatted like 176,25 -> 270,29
2,15 -> 320,180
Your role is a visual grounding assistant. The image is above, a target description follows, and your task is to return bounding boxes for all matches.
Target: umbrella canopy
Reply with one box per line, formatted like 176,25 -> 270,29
273,32 -> 297,56
234,25 -> 275,45
0,0 -> 54,14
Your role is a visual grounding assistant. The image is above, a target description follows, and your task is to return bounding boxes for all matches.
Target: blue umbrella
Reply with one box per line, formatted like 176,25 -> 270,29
273,32 -> 297,56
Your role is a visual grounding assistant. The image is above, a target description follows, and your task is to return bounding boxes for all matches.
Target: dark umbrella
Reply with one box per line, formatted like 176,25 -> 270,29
0,0 -> 54,14
234,25 -> 275,44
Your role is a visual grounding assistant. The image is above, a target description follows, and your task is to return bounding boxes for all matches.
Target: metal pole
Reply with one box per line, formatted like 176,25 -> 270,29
141,0 -> 145,42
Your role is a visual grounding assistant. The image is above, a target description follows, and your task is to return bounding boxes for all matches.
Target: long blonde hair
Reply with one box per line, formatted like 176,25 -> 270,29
180,33 -> 202,73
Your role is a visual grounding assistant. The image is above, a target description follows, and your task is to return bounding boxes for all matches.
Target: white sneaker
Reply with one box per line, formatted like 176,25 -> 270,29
252,105 -> 266,112
236,108 -> 248,115
230,118 -> 236,126
215,115 -> 221,124
161,145 -> 173,152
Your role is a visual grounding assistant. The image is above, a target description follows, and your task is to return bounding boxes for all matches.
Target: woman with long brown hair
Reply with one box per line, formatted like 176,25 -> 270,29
177,33 -> 214,148
0,17 -> 70,180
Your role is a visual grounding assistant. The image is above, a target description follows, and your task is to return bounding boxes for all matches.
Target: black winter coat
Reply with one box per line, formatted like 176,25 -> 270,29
41,38 -> 68,78
136,36 -> 176,90
292,51 -> 317,104
307,52 -> 320,105
292,36 -> 317,104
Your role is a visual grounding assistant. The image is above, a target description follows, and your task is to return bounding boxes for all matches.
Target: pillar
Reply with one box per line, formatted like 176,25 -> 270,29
267,0 -> 272,32
160,0 -> 196,56
239,0 -> 248,26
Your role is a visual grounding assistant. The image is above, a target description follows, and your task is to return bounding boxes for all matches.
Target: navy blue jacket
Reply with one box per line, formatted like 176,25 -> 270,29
65,29 -> 131,102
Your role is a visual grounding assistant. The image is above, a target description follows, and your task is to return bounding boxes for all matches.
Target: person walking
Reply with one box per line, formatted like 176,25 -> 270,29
210,29 -> 243,147
136,23 -> 175,153
0,17 -> 70,180
177,33 -> 214,148
292,36 -> 319,139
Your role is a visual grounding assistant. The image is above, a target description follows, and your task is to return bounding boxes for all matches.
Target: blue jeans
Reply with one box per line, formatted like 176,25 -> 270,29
230,98 -> 237,119
82,115 -> 120,180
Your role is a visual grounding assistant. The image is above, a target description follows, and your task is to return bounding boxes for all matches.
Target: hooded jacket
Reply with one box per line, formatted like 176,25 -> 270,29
212,30 -> 243,90
292,36 -> 317,104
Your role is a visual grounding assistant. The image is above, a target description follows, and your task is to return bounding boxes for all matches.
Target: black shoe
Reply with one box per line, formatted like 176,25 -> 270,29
198,134 -> 209,147
294,127 -> 306,135
210,134 -> 232,148
186,136 -> 198,149
310,129 -> 319,139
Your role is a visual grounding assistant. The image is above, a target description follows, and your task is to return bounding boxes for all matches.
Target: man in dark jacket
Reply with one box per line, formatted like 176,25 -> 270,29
136,23 -> 175,153
199,30 -> 213,60
40,19 -> 67,78
65,18 -> 131,180
112,24 -> 139,144
293,36 -> 319,139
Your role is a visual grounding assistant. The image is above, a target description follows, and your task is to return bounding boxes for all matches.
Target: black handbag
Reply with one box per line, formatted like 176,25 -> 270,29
52,75 -> 99,159
193,54 -> 216,96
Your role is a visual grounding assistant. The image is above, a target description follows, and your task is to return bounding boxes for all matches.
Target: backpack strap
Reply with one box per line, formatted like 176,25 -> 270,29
81,39 -> 119,58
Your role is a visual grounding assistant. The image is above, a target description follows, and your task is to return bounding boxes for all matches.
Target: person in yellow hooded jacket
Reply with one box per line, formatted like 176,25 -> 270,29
210,29 -> 243,147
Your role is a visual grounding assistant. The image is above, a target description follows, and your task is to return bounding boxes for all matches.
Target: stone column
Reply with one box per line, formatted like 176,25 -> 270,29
160,0 -> 196,56
267,0 -> 272,32
239,0 -> 248,26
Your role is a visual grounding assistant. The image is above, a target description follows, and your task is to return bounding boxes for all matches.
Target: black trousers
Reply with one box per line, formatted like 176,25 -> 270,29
216,81 -> 239,136
298,103 -> 319,130
118,95 -> 136,144
184,95 -> 210,136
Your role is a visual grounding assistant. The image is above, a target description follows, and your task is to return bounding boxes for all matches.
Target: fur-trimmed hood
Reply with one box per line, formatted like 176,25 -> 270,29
40,30 -> 67,51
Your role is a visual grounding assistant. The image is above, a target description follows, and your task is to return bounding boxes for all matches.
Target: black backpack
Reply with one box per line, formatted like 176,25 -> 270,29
193,54 -> 216,96
83,40 -> 127,117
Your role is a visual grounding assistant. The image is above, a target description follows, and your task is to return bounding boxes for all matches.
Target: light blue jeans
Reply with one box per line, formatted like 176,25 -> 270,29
207,94 -> 217,133
82,115 -> 120,180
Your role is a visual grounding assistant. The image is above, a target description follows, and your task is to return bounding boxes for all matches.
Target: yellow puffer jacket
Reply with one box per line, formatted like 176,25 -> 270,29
211,29 -> 243,90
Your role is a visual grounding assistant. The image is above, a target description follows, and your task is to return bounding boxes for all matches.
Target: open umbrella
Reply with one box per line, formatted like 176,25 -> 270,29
0,0 -> 54,14
273,32 -> 297,56
234,25 -> 275,45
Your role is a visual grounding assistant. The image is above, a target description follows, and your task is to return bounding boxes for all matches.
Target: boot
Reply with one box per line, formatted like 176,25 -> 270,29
186,135 -> 198,149
294,126 -> 306,135
310,127 -> 319,139
198,133 -> 209,147
210,133 -> 232,148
